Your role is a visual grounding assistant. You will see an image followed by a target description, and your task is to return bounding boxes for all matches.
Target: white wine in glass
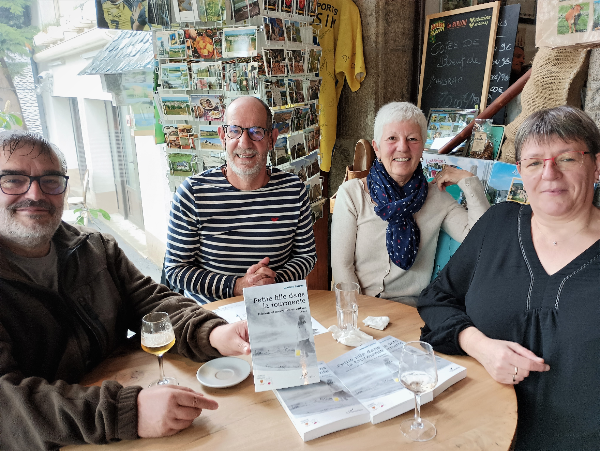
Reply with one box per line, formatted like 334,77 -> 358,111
399,341 -> 438,442
141,312 -> 178,387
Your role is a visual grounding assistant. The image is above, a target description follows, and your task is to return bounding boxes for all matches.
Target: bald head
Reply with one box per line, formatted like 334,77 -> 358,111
224,97 -> 273,131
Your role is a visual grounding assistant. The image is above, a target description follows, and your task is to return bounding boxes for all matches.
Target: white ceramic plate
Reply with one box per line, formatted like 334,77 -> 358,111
196,357 -> 251,388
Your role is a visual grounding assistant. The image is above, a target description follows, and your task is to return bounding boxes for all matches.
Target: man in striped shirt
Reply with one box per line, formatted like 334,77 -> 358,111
165,97 -> 317,304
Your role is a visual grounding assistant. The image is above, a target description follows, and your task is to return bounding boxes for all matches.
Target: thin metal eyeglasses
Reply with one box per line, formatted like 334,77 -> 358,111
223,125 -> 269,141
517,150 -> 591,175
0,174 -> 70,195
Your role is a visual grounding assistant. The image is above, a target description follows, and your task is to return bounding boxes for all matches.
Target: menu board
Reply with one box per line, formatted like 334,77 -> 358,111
487,4 -> 520,124
418,2 -> 500,118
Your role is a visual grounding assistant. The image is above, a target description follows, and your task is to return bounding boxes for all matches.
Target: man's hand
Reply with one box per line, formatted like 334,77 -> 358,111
209,320 -> 251,356
233,257 -> 276,296
137,385 -> 218,438
459,327 -> 550,385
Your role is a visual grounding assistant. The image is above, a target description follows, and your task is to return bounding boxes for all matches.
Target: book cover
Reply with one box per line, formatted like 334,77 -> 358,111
274,362 -> 370,441
244,280 -> 319,392
378,336 -> 467,398
328,341 -> 430,424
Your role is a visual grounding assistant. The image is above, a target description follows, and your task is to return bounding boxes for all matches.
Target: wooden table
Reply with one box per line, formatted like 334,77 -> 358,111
65,291 -> 517,450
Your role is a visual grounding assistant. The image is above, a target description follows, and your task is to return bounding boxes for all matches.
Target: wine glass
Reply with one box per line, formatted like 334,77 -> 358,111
398,341 -> 438,441
141,312 -> 178,387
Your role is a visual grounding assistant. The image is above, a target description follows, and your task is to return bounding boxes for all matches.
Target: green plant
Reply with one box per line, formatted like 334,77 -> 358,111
0,100 -> 22,129
73,207 -> 111,226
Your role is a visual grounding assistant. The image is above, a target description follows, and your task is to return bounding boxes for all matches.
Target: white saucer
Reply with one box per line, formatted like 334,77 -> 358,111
196,357 -> 251,388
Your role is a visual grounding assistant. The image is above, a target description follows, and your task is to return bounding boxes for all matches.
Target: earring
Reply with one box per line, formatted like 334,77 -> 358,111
377,158 -> 381,162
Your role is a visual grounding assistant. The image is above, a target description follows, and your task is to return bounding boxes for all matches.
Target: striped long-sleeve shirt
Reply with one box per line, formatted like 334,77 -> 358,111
165,167 -> 317,304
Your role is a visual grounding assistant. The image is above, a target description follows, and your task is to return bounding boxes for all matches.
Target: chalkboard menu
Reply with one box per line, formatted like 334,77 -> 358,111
487,4 -> 520,124
418,3 -> 500,119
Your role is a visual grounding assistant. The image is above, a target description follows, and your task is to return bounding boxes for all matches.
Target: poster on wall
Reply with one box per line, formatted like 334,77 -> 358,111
536,1 -> 600,48
96,0 -> 151,29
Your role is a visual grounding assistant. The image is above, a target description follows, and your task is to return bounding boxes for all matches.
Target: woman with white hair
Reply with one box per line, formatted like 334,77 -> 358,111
331,102 -> 489,305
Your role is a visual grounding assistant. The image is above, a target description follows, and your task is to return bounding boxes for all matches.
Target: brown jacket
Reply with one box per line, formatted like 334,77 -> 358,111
0,222 -> 227,450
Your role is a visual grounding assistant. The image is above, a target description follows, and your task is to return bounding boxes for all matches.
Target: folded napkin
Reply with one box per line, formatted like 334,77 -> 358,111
328,325 -> 373,347
362,316 -> 390,331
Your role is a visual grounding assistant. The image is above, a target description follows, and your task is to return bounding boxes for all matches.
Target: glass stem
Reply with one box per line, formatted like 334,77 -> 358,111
414,393 -> 423,427
157,355 -> 166,382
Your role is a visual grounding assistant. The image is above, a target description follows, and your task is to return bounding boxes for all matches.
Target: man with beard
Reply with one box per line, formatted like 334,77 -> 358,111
165,96 -> 316,304
0,131 -> 251,450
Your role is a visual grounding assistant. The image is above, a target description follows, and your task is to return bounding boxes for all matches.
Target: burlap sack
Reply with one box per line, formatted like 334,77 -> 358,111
500,46 -> 590,163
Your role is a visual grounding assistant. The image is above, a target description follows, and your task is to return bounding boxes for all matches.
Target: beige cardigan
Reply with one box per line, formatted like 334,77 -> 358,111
331,177 -> 489,303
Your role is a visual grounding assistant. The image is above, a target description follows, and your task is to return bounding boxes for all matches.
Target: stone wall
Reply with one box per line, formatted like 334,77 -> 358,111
329,0 -> 420,196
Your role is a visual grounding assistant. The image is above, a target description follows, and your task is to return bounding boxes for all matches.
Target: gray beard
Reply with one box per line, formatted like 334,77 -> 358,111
0,201 -> 62,250
226,148 -> 268,178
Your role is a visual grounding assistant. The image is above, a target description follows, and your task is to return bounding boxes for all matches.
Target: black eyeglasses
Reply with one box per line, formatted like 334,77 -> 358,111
0,174 -> 70,195
223,125 -> 269,141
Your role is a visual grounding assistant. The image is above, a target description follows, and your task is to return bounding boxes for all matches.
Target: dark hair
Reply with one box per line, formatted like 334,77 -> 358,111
0,130 -> 67,174
224,97 -> 273,131
514,106 -> 600,161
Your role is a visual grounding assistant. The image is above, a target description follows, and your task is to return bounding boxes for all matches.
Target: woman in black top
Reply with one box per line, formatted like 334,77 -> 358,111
418,106 -> 600,450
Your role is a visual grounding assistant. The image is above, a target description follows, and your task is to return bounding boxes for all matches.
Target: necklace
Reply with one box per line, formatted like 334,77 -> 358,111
533,217 -> 589,247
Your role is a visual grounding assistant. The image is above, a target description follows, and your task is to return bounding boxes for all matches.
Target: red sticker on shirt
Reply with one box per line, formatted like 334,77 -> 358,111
271,218 -> 279,221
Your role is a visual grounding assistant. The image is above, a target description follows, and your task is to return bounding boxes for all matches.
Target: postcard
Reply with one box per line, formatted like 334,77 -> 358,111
273,108 -> 293,135
161,63 -> 190,90
270,136 -> 291,166
289,49 -> 305,74
248,0 -> 260,17
223,27 -> 258,58
155,31 -> 171,58
190,94 -> 225,122
295,0 -> 304,15
264,0 -> 277,12
149,0 -> 170,27
307,49 -> 321,74
288,133 -> 307,160
186,28 -> 221,59
205,0 -> 225,21
280,0 -> 292,14
168,44 -> 187,59
231,0 -> 250,21
285,19 -> 301,43
191,62 -> 222,90
172,0 -> 199,23
263,16 -> 286,42
287,78 -> 304,104
197,0 -> 207,21
486,161 -> 529,205
264,48 -> 287,76
160,95 -> 191,119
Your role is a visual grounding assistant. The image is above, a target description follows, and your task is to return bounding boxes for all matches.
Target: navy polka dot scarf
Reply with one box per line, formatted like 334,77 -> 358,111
367,159 -> 428,270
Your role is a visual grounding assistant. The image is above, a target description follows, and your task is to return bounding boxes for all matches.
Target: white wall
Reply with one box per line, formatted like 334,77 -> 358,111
79,98 -> 118,211
136,136 -> 173,264
50,54 -> 112,101
44,95 -> 78,170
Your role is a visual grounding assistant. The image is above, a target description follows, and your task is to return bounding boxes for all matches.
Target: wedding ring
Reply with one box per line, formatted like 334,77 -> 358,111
514,366 -> 518,375
512,374 -> 516,383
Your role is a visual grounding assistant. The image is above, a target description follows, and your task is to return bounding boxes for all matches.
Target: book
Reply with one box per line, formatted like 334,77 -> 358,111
378,336 -> 467,398
274,362 -> 370,441
244,280 -> 319,392
327,341 -> 432,424
211,299 -> 328,335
